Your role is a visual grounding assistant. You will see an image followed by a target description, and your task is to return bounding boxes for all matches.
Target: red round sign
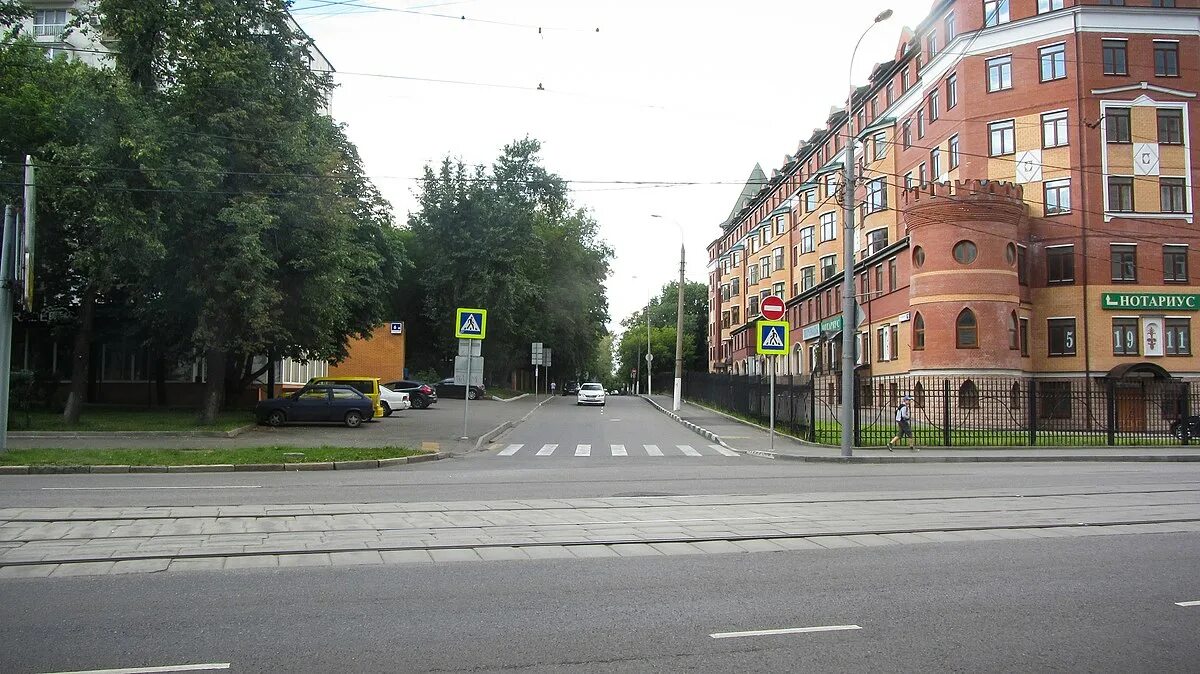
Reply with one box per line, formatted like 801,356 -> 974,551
761,295 -> 785,321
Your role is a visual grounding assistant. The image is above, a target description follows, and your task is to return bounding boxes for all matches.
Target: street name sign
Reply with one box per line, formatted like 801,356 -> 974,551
1101,292 -> 1200,311
760,295 -> 785,321
456,308 -> 487,339
756,320 -> 789,355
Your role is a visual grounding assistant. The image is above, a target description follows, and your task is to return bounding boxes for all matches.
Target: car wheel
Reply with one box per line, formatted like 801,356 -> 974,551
344,410 -> 363,428
266,410 -> 286,427
382,402 -> 392,417
468,388 -> 480,400
414,398 -> 427,409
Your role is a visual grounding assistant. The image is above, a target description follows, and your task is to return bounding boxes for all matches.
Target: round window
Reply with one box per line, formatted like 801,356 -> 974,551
1005,242 -> 1016,266
913,246 -> 925,268
953,240 -> 977,265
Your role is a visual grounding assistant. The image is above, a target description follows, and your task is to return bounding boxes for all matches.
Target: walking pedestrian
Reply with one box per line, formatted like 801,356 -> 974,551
549,382 -> 556,395
887,395 -> 917,452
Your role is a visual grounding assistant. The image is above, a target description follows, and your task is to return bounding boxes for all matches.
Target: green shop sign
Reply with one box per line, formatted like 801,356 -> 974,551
819,316 -> 843,332
1100,292 -> 1200,311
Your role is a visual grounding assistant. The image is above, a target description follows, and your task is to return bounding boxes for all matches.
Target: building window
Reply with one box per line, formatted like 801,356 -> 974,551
1017,245 -> 1028,285
775,216 -> 786,236
1164,245 -> 1189,283
1108,176 -> 1134,211
1047,245 -> 1075,284
1042,110 -> 1068,148
928,90 -> 939,122
1111,243 -> 1137,282
912,313 -> 925,350
1039,381 -> 1072,419
901,68 -> 910,93
874,132 -> 887,160
984,0 -> 1009,27
917,108 -> 926,138
902,121 -> 912,149
801,265 -> 815,291
877,326 -> 889,361
800,226 -> 815,253
1048,318 -> 1076,356
820,212 -> 836,242
804,191 -> 817,212
773,246 -> 784,271
820,254 -> 837,281
1038,0 -> 1065,12
945,12 -> 956,41
1158,109 -> 1184,145
989,119 -> 1015,156
1166,319 -> 1191,356
904,172 -> 914,189
940,75 -> 957,113
824,174 -> 838,199
773,281 -> 785,298
761,257 -> 771,278
888,258 -> 898,290
953,240 -> 978,265
1009,312 -> 1019,350
1153,0 -> 1176,6
928,29 -> 938,59
866,229 -> 889,256
874,265 -> 883,296
948,134 -> 960,169
1112,318 -> 1139,356
1155,42 -> 1180,77
1102,40 -> 1127,76
930,148 -> 941,179
748,295 -> 759,317
956,308 -> 978,348
959,380 -> 980,409
1161,178 -> 1187,213
987,56 -> 1012,92
1020,318 -> 1030,356
1106,108 -> 1131,143
913,246 -> 925,268
867,178 -> 887,214
886,81 -> 895,106
870,97 -> 878,120
1039,44 -> 1067,82
33,9 -> 68,37
731,277 -> 739,295
918,163 -> 927,186
749,265 -> 759,285
1044,179 -> 1071,215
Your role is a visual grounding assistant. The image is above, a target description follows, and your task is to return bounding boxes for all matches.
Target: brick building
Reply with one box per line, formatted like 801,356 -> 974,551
707,0 -> 1199,426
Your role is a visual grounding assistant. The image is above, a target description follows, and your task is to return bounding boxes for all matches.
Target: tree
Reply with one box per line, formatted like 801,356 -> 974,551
616,281 -> 708,388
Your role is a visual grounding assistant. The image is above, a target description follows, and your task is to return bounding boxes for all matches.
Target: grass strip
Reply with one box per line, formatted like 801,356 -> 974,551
0,446 -> 427,466
9,408 -> 254,432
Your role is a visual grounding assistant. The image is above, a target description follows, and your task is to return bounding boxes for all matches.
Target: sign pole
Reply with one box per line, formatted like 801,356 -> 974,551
769,355 -> 776,451
0,206 -> 16,452
460,340 -> 471,440
534,364 -> 539,400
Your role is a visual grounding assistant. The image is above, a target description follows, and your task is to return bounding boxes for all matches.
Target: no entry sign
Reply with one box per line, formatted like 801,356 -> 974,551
760,295 -> 785,321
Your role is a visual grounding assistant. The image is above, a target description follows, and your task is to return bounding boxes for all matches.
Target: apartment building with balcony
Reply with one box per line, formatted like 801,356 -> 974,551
707,0 -> 1199,425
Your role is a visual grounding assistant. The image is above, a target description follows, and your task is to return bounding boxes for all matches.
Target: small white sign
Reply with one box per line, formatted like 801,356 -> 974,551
1143,317 -> 1165,357
898,312 -> 911,323
1015,150 -> 1042,184
389,322 -> 404,334
1133,143 -> 1160,176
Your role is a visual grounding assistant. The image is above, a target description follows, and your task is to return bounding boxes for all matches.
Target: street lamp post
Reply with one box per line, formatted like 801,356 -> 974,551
651,214 -> 686,412
840,8 -> 893,458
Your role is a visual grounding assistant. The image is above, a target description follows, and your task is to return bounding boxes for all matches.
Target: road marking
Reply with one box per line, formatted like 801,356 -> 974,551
536,444 -> 557,456
708,444 -> 739,457
611,444 -> 627,456
644,444 -> 663,456
575,444 -> 591,457
677,445 -> 701,456
41,663 -> 232,674
498,444 -> 523,456
41,486 -> 260,491
1176,600 -> 1200,607
710,625 -> 862,639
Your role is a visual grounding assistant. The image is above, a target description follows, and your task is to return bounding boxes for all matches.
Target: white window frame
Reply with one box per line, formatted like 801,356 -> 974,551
820,212 -> 837,242
1044,178 -> 1071,215
1041,109 -> 1068,148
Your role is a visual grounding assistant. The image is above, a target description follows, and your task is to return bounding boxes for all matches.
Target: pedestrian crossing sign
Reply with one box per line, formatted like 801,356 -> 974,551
456,307 -> 487,339
756,320 -> 788,355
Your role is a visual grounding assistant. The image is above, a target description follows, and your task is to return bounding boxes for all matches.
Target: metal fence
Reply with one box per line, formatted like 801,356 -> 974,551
683,371 -> 1197,447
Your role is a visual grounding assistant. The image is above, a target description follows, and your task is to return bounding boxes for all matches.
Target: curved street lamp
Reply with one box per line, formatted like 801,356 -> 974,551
651,214 -> 686,412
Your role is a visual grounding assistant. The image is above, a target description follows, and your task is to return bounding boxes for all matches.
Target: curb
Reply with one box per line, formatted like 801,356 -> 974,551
473,395 -> 556,452
640,396 -> 731,448
744,451 -> 1200,464
489,393 -> 530,404
7,423 -> 259,439
0,452 -> 448,475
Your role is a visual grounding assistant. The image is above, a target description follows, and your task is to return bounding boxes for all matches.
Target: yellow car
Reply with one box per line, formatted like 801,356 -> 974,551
307,376 -> 385,419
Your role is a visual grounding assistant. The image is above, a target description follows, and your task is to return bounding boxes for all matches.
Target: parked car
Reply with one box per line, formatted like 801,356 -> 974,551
307,376 -> 384,418
378,385 -> 411,417
1171,415 -> 1200,440
577,382 -> 606,406
436,378 -> 486,400
562,382 -> 579,396
255,384 -> 375,428
383,380 -> 438,409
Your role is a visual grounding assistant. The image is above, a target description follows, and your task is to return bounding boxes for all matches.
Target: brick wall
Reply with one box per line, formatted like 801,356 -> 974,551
329,324 -> 407,382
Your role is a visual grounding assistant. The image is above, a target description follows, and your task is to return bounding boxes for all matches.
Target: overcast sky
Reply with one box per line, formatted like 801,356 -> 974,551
290,0 -> 933,336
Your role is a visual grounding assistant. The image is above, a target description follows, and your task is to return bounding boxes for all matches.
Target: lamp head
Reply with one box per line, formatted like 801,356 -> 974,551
874,9 -> 893,23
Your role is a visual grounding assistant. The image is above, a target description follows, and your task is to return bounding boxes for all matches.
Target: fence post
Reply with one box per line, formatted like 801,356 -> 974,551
942,379 -> 952,447
809,374 -> 817,443
1027,379 -> 1037,446
1105,377 -> 1116,446
1181,381 -> 1191,446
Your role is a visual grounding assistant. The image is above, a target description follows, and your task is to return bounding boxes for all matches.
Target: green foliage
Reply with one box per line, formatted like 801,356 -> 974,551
405,138 -> 612,383
616,281 -> 708,383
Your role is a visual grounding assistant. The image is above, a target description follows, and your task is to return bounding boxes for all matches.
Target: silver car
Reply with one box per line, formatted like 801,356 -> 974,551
576,382 -> 606,406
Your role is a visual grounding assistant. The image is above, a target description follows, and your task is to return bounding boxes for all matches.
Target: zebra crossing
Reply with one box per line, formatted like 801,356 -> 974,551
494,443 -> 740,458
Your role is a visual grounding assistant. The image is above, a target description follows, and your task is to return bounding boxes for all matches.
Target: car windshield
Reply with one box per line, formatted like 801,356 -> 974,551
581,384 -> 603,391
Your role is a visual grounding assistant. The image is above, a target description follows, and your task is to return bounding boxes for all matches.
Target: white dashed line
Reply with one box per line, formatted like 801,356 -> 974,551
710,625 -> 862,639
677,445 -> 701,456
42,486 -> 260,491
1176,600 -> 1200,607
708,444 -> 739,456
610,444 -> 627,456
536,444 -> 558,456
575,444 -> 591,457
498,444 -> 523,456
40,663 -> 232,674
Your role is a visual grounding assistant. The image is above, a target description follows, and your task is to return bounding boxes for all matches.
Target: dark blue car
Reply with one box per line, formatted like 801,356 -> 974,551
255,385 -> 376,428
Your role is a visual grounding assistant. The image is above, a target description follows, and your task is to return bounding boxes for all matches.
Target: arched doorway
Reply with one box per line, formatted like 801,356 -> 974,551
1105,362 -> 1174,433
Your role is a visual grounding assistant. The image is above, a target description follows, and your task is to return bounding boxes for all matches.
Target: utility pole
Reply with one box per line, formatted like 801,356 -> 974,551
0,206 -> 16,451
673,243 -> 685,411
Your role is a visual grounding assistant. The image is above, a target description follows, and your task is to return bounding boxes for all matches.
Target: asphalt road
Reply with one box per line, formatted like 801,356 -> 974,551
2,533 -> 1197,673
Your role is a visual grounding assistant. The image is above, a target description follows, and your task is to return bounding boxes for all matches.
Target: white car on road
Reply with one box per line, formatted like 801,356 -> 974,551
378,385 -> 411,417
577,382 -> 606,406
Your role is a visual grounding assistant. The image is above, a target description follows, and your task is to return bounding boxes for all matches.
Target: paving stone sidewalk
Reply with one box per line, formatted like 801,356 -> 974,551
1,484 -> 1198,576
644,394 -> 1200,461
